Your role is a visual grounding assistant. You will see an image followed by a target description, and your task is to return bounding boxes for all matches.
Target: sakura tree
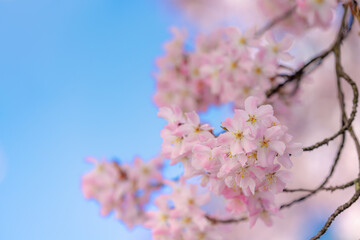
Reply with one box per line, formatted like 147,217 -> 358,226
82,1 -> 360,239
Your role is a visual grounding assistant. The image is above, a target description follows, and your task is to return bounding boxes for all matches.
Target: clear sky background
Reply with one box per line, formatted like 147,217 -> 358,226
0,0 -> 178,239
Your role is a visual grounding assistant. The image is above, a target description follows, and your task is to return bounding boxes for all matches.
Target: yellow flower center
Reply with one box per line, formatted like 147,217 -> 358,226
172,137 -> 183,144
247,151 -> 257,159
231,61 -> 238,70
198,233 -> 206,240
239,37 -> 247,45
193,68 -> 199,76
234,131 -> 243,139
247,115 -> 257,124
142,166 -> 150,175
272,45 -> 279,53
160,213 -> 168,222
260,137 -> 270,148
182,216 -> 192,224
243,87 -> 250,94
265,173 -> 276,185
238,167 -> 249,178
194,126 -> 201,133
96,164 -> 104,172
254,66 -> 262,75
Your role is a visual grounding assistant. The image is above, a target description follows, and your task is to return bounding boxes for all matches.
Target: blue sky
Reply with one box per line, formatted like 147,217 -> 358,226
0,0 -> 235,239
0,0 -> 186,239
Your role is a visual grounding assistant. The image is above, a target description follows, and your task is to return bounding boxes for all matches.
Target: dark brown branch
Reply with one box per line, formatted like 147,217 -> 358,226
322,180 -> 357,192
267,4 -> 354,99
284,178 -> 357,193
310,6 -> 360,238
255,6 -> 296,37
304,73 -> 357,152
205,5 -> 359,227
279,6 -> 357,210
266,49 -> 332,98
280,132 -> 346,209
208,132 -> 347,222
348,125 -> 360,176
302,6 -> 358,152
210,178 -> 358,225
206,215 -> 248,224
335,39 -> 360,175
310,189 -> 360,240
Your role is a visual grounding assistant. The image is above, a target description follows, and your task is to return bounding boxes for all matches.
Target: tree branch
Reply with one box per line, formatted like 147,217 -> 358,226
302,6 -> 357,152
206,215 -> 248,224
335,37 -> 360,175
255,6 -> 296,37
310,188 -> 360,240
280,133 -> 346,209
284,178 -> 357,193
205,5 -> 359,229
266,4 -> 354,99
310,5 -> 360,238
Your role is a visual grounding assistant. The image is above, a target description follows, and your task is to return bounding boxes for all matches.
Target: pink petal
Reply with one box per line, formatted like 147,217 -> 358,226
280,35 -> 293,51
218,132 -> 234,145
231,141 -> 244,155
270,141 -> 286,155
264,126 -> 282,140
277,155 -> 293,169
185,111 -> 200,125
244,96 -> 259,113
242,138 -> 256,153
256,105 -> 274,118
221,117 -> 236,132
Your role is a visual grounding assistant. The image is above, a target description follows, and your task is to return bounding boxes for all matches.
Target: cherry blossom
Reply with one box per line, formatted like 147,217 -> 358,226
81,156 -> 163,228
158,96 -> 302,227
297,0 -> 337,27
145,180 -> 216,239
153,26 -> 300,114
257,0 -> 342,33
80,0 -> 360,238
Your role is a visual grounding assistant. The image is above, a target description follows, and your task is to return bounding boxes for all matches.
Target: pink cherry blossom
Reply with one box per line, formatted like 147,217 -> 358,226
146,180 -> 216,239
158,96 -> 301,227
297,0 -> 337,27
153,26 -> 300,116
264,32 -> 294,61
82,156 -> 163,228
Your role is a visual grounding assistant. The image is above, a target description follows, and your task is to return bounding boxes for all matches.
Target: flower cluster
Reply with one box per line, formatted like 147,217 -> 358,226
154,27 -> 297,113
159,96 -> 302,226
81,157 -> 163,228
258,0 -> 343,33
145,180 -> 221,240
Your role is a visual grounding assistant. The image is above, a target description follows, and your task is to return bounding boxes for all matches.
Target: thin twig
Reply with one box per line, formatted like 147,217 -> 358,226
255,6 -> 296,37
280,133 -> 346,209
310,189 -> 360,240
302,6 -> 358,152
335,48 -> 360,175
333,10 -> 360,175
275,5 -> 358,211
310,6 -> 360,238
266,4 -> 354,99
206,215 -> 248,224
284,178 -> 357,193
266,49 -> 332,98
206,5 -> 359,227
